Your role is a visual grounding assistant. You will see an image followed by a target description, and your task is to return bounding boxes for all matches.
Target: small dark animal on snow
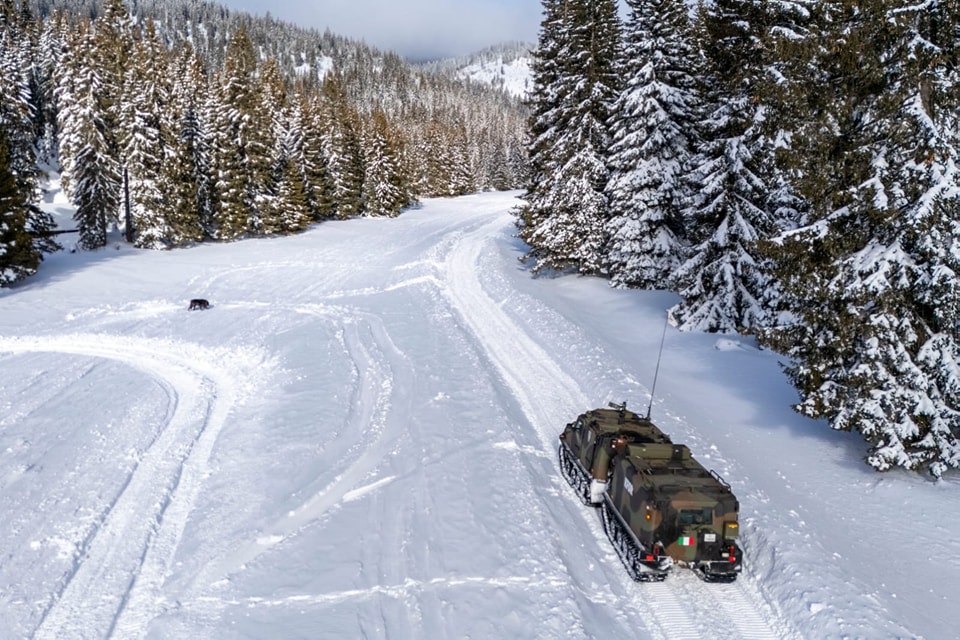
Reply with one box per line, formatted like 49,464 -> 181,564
188,298 -> 210,311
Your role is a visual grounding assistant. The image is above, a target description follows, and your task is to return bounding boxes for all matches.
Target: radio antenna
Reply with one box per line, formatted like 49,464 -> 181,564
646,313 -> 669,420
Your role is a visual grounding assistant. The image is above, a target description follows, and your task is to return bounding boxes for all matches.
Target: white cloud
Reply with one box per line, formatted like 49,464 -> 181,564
220,0 -> 542,60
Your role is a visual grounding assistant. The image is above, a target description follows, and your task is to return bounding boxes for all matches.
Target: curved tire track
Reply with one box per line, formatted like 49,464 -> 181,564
184,309 -> 414,602
0,335 -> 269,640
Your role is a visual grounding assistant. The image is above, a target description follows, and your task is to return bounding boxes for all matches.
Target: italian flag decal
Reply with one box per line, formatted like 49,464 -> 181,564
678,536 -> 695,547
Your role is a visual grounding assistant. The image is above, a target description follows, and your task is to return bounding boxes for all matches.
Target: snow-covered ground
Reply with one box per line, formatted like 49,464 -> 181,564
0,192 -> 956,639
456,54 -> 531,98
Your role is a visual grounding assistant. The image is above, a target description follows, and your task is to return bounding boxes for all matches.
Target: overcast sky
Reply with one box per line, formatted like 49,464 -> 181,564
216,0 -> 545,61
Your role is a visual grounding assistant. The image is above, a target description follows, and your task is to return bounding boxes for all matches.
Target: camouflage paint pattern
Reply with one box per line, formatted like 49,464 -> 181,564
560,405 -> 672,484
560,404 -> 742,578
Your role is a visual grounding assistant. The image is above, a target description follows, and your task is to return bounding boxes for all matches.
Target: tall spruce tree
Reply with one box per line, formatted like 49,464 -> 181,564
418,119 -> 470,197
297,91 -> 335,221
520,0 -> 570,235
57,22 -> 121,249
33,7 -> 63,169
210,26 -> 273,239
0,125 -> 40,285
765,0 -> 960,476
0,8 -> 57,259
603,0 -> 700,290
321,71 -> 364,219
362,108 -> 410,217
95,0 -> 132,238
443,118 -> 475,197
256,57 -> 294,235
519,0 -> 622,275
0,9 -> 39,193
669,0 -> 786,333
122,18 -> 172,248
162,43 -> 210,244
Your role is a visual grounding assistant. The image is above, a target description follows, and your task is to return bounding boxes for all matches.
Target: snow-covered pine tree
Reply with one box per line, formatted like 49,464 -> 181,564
418,119 -> 468,197
297,91 -> 335,221
207,96 -> 246,240
257,72 -> 315,235
0,5 -> 57,259
419,120 -> 445,196
121,18 -> 172,248
94,0 -> 132,230
603,0 -> 699,290
162,43 -> 211,244
56,22 -> 121,249
519,0 -> 622,275
483,135 -> 515,193
162,112 -> 205,244
399,112 -> 430,198
469,121 -> 495,192
766,0 -> 960,476
255,57 -> 295,235
34,11 -> 65,169
272,151 -> 312,233
669,0 -> 786,333
519,0 -> 570,237
362,108 -> 410,217
443,118 -> 475,197
0,125 -> 40,285
320,70 -> 364,220
1,1 -> 40,172
210,26 -> 273,239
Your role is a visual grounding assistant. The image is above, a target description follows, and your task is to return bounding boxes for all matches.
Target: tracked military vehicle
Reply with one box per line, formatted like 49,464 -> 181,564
558,402 -> 742,582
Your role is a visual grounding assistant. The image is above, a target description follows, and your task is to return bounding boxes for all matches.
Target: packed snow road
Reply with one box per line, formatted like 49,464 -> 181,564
0,192 -> 949,639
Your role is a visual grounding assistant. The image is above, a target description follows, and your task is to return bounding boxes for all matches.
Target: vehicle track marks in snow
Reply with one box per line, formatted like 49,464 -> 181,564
437,214 -> 587,445
185,310 -> 414,607
713,581 -> 795,640
0,335 -> 273,640
189,572 -> 569,615
435,212 -> 788,640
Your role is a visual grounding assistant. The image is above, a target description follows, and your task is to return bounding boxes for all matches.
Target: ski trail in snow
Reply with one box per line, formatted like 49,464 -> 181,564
0,335 -> 272,640
185,309 -> 413,602
436,211 -> 789,640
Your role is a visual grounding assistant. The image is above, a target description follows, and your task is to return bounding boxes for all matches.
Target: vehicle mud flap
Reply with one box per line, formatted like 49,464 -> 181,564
558,443 -> 593,506
695,563 -> 739,583
600,498 -> 668,582
694,538 -> 741,583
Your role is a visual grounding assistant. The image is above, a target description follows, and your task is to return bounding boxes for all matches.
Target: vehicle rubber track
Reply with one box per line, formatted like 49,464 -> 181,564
557,443 -> 593,506
599,498 -> 668,582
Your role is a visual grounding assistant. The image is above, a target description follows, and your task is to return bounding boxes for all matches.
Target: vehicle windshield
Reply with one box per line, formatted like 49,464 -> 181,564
678,507 -> 713,525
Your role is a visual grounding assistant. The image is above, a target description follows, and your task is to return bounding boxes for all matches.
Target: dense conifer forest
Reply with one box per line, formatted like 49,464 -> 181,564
3,0 -> 959,477
0,0 -> 527,264
519,0 -> 960,477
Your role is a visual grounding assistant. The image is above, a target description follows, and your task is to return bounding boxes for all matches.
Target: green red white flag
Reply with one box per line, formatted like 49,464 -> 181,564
678,536 -> 695,546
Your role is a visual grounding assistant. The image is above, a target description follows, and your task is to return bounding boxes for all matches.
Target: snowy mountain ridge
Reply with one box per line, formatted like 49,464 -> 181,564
420,42 -> 534,98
